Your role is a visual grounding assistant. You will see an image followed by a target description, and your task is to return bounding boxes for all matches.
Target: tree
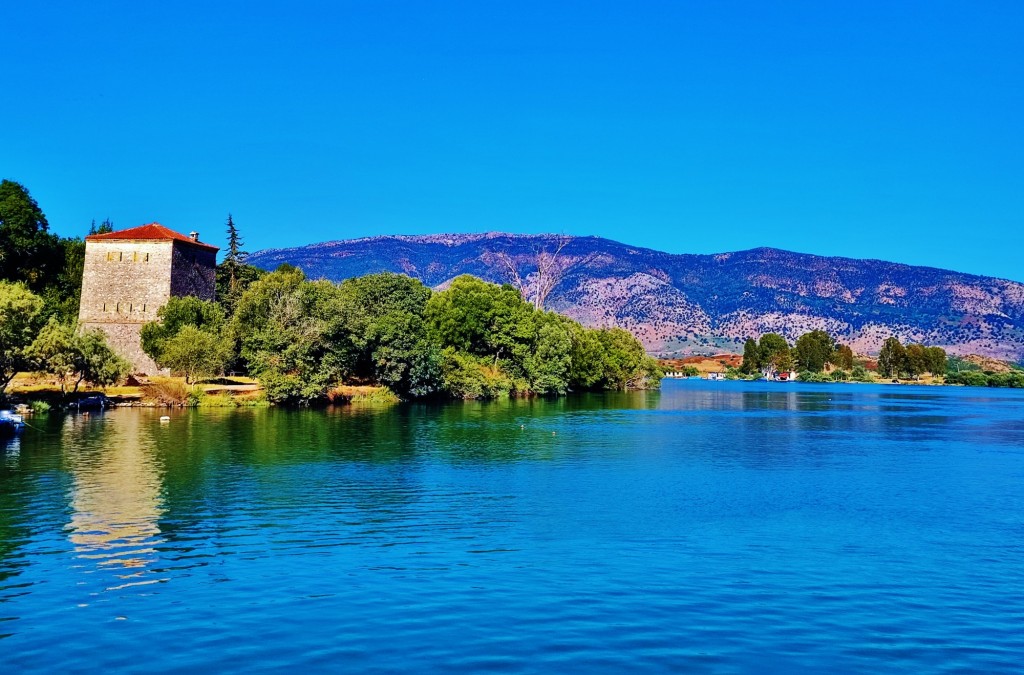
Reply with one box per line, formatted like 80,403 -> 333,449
88,219 -> 114,235
154,325 -> 229,384
27,319 -> 78,395
0,281 -> 45,395
758,333 -> 791,376
215,261 -> 264,315
878,337 -> 906,378
566,323 -> 606,389
904,343 -> 928,380
793,330 -> 836,372
76,329 -> 131,388
214,215 -> 261,315
522,312 -> 573,395
740,338 -> 760,374
29,319 -> 130,395
141,296 -> 227,362
223,214 -> 247,293
338,273 -> 439,397
596,327 -> 661,390
495,235 -> 594,310
0,180 -> 62,291
425,275 -> 533,360
364,310 -> 441,398
37,236 -> 87,322
924,346 -> 947,376
833,344 -> 854,371
231,268 -> 357,403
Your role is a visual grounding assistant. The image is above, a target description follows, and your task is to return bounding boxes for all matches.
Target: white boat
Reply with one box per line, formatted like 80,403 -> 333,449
0,410 -> 26,435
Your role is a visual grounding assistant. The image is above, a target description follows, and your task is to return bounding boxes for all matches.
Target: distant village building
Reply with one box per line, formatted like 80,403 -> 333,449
78,223 -> 219,374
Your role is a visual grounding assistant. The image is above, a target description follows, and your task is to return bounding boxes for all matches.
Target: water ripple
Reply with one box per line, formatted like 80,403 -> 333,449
1,384 -> 1023,671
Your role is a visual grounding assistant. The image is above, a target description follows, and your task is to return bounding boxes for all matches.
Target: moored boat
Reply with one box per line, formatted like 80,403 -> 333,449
0,410 -> 26,436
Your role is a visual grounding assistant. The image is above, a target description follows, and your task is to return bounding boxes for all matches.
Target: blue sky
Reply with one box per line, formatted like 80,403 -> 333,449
5,1 -> 1023,279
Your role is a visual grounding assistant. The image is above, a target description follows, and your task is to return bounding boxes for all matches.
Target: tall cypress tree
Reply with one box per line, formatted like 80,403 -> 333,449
224,213 -> 247,294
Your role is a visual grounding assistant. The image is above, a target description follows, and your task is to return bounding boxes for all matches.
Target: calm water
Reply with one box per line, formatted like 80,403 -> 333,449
2,380 -> 1023,672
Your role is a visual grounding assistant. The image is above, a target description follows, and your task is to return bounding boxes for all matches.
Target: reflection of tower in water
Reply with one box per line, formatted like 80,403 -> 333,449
63,413 -> 167,591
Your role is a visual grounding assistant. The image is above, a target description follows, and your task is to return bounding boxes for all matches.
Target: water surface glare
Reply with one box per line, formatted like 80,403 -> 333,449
2,380 -> 1023,672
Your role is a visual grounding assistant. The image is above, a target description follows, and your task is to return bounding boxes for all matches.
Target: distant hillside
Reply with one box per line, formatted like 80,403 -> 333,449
249,233 -> 1024,360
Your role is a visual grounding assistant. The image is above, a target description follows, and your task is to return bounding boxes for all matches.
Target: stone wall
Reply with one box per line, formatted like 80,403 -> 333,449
78,240 -> 174,326
85,322 -> 164,375
169,242 -> 217,300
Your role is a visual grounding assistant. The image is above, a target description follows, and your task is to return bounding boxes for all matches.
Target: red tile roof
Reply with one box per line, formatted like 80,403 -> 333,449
85,223 -> 219,250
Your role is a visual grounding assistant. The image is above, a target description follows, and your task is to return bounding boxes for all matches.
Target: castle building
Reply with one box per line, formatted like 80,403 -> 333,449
78,223 -> 219,374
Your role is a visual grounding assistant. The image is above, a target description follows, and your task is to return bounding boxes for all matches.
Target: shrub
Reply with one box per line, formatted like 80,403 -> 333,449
144,377 -> 189,405
260,371 -> 331,405
440,350 -> 515,399
327,386 -> 400,404
851,365 -> 875,382
351,388 -> 401,404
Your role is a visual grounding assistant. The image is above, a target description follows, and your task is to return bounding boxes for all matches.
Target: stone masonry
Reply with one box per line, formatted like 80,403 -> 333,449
78,224 -> 219,374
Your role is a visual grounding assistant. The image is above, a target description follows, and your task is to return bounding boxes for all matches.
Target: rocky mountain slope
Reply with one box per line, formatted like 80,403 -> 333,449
249,233 -> 1024,360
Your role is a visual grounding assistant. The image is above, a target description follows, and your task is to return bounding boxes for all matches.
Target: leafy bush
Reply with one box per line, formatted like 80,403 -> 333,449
260,370 -> 330,405
851,365 -> 875,382
440,350 -> 516,399
947,371 -> 1024,388
28,399 -> 51,413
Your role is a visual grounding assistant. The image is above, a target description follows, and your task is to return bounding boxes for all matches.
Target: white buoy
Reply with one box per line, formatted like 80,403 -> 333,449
159,416 -> 170,423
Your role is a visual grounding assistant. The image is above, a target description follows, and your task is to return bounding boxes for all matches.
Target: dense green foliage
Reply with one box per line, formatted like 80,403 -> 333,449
740,332 -> 794,375
208,271 -> 660,404
28,318 -> 130,395
878,338 -> 946,379
141,296 -> 227,357
946,370 -> 1024,388
0,180 -> 59,291
140,296 -> 232,384
0,281 -> 45,395
833,344 -> 854,370
878,338 -> 906,378
793,330 -> 836,372
739,338 -> 759,374
157,325 -> 231,384
0,180 -> 87,321
0,277 -> 127,398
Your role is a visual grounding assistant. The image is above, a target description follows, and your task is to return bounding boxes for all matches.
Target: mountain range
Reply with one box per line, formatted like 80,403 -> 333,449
249,233 -> 1024,360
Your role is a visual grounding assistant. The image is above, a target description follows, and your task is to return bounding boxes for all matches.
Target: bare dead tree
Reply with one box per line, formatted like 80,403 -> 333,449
495,235 -> 596,310
497,251 -> 528,298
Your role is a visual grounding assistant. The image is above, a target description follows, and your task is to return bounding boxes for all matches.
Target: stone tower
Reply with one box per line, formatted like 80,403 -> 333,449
78,223 -> 219,374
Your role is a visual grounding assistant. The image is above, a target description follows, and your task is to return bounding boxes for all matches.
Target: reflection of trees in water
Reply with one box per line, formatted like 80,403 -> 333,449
0,438 -> 33,602
151,407 -> 427,550
652,382 -> 966,466
61,413 -> 167,590
148,402 -> 601,552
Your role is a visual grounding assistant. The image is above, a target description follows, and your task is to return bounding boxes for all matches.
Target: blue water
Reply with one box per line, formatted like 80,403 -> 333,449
2,380 -> 1023,672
